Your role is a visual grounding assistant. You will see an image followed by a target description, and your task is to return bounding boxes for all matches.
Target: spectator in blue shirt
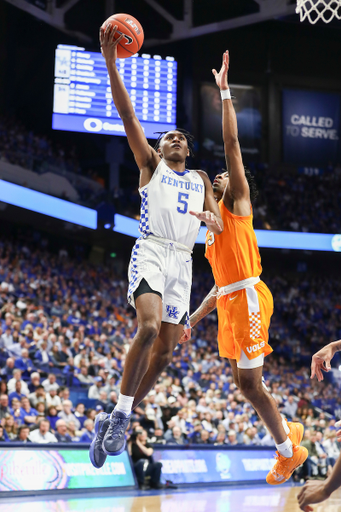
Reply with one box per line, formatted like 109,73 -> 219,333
7,338 -> 27,359
50,301 -> 63,317
10,397 -> 26,425
63,357 -> 80,386
66,314 -> 81,326
55,419 -> 72,442
87,320 -> 101,336
78,419 -> 95,443
46,405 -> 59,431
20,396 -> 38,426
20,313 -> 37,331
8,380 -> 26,402
0,327 -> 13,350
0,357 -> 15,378
74,403 -> 86,429
0,424 -> 9,442
14,348 -> 35,376
63,357 -> 80,377
28,372 -> 41,393
34,342 -> 53,369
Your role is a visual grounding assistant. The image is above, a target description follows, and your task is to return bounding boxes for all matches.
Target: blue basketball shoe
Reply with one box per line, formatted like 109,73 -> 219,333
102,410 -> 131,456
89,412 -> 110,468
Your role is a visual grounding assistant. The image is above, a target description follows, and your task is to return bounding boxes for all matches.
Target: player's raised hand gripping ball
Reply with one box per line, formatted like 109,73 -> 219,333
101,13 -> 144,59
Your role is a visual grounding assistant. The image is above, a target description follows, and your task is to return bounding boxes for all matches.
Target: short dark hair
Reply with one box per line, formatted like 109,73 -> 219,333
18,425 -> 30,434
244,167 -> 258,202
154,128 -> 195,157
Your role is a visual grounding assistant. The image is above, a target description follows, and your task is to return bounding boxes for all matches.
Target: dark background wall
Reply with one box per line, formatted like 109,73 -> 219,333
1,3 -> 341,167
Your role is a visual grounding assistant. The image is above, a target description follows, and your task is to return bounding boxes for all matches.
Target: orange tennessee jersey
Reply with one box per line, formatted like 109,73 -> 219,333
205,200 -> 262,287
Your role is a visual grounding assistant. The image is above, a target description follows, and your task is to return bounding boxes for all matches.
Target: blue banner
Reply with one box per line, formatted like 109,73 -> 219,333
52,114 -> 175,140
0,180 -> 97,230
114,214 -> 341,252
153,447 -> 275,484
283,89 -> 340,165
0,447 -> 135,492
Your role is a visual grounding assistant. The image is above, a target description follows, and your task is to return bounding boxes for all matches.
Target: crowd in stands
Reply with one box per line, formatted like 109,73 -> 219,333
0,232 -> 340,480
0,116 -> 82,176
1,114 -> 341,234
198,157 -> 341,234
0,116 -> 106,205
253,166 -> 341,234
112,159 -> 341,235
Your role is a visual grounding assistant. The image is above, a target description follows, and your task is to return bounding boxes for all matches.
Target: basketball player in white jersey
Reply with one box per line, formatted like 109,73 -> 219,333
89,24 -> 223,468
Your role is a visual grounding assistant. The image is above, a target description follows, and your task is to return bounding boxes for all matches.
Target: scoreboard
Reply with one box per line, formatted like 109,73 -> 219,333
52,44 -> 177,139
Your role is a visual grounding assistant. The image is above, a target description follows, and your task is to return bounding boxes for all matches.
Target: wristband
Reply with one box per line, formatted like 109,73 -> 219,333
220,88 -> 231,101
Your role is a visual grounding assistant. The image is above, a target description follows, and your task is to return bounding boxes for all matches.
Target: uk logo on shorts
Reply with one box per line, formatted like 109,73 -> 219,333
166,305 -> 180,319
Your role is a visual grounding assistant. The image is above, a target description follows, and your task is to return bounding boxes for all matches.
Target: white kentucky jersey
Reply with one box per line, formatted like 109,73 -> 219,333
138,159 -> 205,250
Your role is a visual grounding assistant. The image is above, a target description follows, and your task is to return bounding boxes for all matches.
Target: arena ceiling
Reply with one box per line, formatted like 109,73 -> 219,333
4,0 -> 298,44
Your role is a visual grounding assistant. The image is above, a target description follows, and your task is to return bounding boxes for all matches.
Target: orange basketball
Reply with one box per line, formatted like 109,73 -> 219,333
102,13 -> 144,59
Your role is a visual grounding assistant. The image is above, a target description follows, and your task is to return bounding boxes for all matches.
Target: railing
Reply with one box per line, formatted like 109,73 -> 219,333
0,151 -> 105,208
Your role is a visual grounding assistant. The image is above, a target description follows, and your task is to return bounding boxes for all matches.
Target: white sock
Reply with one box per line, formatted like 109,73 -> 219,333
115,393 -> 134,415
276,437 -> 293,458
282,417 -> 290,435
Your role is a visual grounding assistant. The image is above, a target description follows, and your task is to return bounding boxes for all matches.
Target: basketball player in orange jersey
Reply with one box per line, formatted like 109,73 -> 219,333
181,51 -> 308,485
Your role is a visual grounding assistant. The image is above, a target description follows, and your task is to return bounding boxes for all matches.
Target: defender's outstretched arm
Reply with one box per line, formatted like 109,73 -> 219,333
212,51 -> 250,210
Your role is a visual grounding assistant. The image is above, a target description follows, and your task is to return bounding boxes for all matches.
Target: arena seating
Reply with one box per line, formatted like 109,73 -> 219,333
1,115 -> 341,233
0,229 -> 340,481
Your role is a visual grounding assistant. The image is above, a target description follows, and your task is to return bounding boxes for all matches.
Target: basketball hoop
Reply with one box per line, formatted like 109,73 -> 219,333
296,0 -> 341,23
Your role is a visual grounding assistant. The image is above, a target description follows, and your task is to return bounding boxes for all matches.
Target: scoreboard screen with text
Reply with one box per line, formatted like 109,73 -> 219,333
52,44 -> 177,139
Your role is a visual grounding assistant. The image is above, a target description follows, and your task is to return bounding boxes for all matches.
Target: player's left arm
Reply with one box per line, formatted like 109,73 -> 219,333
311,339 -> 341,381
297,453 -> 341,511
213,51 -> 251,216
190,171 -> 224,235
179,284 -> 218,344
190,283 -> 218,327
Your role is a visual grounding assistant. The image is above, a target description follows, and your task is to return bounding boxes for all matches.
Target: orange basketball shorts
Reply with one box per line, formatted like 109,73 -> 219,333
216,280 -> 274,362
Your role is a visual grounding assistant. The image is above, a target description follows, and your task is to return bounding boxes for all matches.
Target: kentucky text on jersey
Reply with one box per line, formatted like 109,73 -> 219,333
138,160 -> 204,250
161,174 -> 204,193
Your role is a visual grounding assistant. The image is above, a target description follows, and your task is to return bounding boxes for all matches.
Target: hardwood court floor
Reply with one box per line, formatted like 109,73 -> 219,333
0,485 -> 340,512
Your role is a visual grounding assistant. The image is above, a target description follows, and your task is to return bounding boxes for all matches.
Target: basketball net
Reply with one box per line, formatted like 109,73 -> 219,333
296,0 -> 341,23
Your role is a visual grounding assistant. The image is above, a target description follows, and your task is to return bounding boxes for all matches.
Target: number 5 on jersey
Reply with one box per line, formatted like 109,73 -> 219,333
177,192 -> 189,214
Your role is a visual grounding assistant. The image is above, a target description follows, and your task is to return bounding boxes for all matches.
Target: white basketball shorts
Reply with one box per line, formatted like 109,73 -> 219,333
127,236 -> 192,325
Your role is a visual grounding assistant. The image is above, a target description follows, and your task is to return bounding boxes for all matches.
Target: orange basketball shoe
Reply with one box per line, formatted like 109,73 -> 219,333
266,445 -> 308,485
287,421 -> 304,446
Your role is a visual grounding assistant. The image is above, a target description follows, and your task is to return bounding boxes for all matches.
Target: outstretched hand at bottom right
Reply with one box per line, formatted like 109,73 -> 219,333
297,480 -> 331,511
